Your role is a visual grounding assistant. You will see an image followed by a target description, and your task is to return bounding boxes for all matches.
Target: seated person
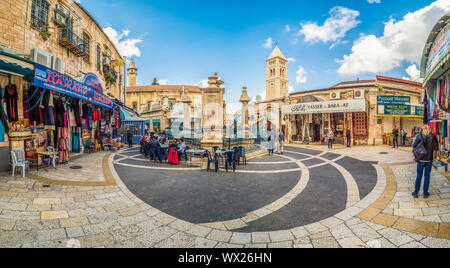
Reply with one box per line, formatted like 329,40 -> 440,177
150,135 -> 162,163
177,138 -> 187,161
140,136 -> 147,153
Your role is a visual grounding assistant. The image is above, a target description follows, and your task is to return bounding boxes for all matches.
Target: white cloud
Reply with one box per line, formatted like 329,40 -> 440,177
159,79 -> 169,85
337,0 -> 450,76
226,102 -> 242,115
287,57 -> 296,62
402,64 -> 423,82
296,65 -> 307,84
196,78 -> 209,88
103,26 -> 142,58
285,25 -> 291,33
367,0 -> 381,3
263,37 -> 274,49
299,6 -> 361,44
289,86 -> 295,93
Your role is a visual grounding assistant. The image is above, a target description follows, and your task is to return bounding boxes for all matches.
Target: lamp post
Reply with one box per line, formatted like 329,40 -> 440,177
123,56 -> 127,105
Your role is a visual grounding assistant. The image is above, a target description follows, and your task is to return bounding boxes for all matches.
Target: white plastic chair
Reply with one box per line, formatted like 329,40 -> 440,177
11,151 -> 27,178
47,146 -> 59,169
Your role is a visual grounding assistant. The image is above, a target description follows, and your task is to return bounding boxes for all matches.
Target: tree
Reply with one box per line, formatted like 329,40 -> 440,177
152,78 -> 159,85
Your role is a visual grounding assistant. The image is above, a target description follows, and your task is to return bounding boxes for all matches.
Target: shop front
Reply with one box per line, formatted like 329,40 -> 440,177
0,53 -> 121,172
420,13 -> 450,164
282,98 -> 367,145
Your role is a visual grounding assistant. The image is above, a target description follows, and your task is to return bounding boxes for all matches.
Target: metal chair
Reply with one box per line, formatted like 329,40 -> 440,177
11,151 -> 27,178
47,146 -> 59,169
206,150 -> 218,172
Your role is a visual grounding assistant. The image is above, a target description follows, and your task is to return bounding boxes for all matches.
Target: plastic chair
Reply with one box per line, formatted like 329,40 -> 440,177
11,151 -> 27,178
47,146 -> 59,169
225,149 -> 237,173
237,146 -> 247,166
206,150 -> 218,172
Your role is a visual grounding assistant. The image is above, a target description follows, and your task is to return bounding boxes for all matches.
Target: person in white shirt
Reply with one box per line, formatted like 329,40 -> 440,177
277,129 -> 285,155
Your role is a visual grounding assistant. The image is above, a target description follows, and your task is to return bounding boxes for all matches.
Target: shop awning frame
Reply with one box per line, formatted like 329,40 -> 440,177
0,51 -> 35,80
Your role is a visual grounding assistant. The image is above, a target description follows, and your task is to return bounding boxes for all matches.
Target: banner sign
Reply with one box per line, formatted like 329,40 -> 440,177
426,23 -> 450,76
34,63 -> 93,102
34,63 -> 112,109
93,91 -> 113,109
281,99 -> 366,115
378,104 -> 411,116
83,73 -> 103,94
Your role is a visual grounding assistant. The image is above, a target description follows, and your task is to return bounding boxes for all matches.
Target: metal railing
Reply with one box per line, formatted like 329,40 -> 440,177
59,28 -> 89,57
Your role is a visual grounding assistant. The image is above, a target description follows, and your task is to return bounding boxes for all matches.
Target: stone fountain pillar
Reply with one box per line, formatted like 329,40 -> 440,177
200,73 -> 225,150
181,88 -> 192,139
239,86 -> 251,138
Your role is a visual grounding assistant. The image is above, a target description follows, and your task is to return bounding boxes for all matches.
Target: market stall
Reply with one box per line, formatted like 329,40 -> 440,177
420,13 -> 450,168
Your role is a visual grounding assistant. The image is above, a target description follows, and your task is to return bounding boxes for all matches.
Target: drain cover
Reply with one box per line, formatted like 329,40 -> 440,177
379,152 -> 389,155
69,166 -> 83,170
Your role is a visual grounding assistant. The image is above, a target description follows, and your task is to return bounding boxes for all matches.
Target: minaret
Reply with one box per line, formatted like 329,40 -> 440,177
127,58 -> 137,87
266,44 -> 288,100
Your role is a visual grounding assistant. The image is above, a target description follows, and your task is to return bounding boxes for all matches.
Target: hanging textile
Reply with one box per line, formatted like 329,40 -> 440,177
72,132 -> 80,153
423,90 -> 428,124
4,84 -> 18,122
0,87 -> 6,142
352,112 -> 368,138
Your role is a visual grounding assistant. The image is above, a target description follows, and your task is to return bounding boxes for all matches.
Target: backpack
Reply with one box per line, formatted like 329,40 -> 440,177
412,134 -> 427,162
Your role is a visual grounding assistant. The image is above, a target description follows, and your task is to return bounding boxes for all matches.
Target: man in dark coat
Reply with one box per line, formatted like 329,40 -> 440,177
127,130 -> 133,148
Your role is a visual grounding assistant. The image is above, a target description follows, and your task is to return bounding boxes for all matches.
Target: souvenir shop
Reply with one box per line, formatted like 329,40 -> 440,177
0,51 -> 120,171
421,14 -> 450,167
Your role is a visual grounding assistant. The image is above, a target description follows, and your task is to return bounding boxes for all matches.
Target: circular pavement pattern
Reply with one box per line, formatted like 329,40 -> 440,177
113,146 -> 380,233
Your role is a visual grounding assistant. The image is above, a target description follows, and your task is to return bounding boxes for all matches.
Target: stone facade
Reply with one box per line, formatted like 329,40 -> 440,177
266,45 -> 288,101
0,0 -> 123,98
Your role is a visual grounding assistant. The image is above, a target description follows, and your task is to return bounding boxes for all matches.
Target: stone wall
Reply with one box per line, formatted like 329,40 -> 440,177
0,0 -> 123,98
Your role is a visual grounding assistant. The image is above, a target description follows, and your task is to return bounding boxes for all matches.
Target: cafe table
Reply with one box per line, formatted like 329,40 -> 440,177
186,149 -> 206,168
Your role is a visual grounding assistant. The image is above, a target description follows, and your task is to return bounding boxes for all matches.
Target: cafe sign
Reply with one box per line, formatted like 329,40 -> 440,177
281,99 -> 366,115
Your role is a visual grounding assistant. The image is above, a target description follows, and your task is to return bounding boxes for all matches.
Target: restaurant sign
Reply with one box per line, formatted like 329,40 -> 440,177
34,63 -> 93,102
83,73 -> 103,94
281,99 -> 366,115
93,91 -> 112,109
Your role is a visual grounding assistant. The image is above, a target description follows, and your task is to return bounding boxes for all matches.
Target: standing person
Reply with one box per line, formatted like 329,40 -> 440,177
402,129 -> 408,146
412,126 -> 438,199
150,135 -> 163,163
392,126 -> 399,148
267,127 -> 276,155
327,129 -> 334,149
277,129 -> 285,155
126,130 -> 133,148
346,128 -> 351,148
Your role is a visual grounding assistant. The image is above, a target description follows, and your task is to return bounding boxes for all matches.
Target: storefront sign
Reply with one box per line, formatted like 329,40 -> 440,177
83,73 -> 103,94
426,23 -> 450,76
93,91 -> 112,109
281,99 -> 366,115
378,104 -> 411,116
34,63 -> 93,102
377,96 -> 411,105
414,105 -> 425,117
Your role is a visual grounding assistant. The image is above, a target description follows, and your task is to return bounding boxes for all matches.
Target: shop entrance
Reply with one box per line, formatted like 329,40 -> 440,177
312,114 -> 322,142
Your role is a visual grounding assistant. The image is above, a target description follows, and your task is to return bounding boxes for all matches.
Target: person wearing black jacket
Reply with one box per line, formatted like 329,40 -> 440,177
392,126 -> 399,148
412,126 -> 438,199
127,130 -> 133,148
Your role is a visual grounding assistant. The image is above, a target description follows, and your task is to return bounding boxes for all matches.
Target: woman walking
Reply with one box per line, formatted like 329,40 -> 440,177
412,126 -> 438,199
268,127 -> 276,155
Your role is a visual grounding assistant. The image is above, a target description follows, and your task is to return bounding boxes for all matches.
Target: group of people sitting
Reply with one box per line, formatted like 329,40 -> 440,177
140,131 -> 188,165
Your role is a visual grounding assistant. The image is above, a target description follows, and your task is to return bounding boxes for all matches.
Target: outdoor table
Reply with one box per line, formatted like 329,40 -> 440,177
186,149 -> 206,169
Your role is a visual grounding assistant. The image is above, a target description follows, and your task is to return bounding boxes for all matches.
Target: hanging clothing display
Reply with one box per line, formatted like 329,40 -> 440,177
4,84 -> 18,122
0,87 -> 6,142
72,132 -> 80,153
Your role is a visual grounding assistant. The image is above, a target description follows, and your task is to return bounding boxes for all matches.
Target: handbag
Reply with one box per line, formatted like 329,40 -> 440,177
412,134 -> 427,162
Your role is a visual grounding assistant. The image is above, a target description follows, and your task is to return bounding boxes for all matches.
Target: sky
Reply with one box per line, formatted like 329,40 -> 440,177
79,0 -> 450,113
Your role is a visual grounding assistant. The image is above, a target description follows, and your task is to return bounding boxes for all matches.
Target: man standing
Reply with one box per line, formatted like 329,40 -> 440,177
327,129 -> 334,149
277,129 -> 285,155
126,130 -> 133,149
150,135 -> 162,163
346,128 -> 351,148
393,126 -> 399,148
402,129 -> 408,146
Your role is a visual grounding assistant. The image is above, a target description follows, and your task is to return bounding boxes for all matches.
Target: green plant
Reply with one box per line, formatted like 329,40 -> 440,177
39,30 -> 51,41
107,92 -> 115,98
104,72 -> 114,86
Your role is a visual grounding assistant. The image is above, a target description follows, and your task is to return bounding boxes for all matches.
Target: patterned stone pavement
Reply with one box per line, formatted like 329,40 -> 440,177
0,145 -> 449,248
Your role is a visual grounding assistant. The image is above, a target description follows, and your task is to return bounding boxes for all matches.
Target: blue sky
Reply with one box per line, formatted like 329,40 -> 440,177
80,0 -> 450,112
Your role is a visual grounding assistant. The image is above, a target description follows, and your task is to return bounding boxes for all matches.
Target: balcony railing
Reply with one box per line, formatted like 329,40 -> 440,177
59,28 -> 89,58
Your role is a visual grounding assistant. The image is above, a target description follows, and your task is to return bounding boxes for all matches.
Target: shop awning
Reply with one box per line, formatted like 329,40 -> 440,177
113,99 -> 140,117
121,110 -> 132,120
0,51 -> 34,80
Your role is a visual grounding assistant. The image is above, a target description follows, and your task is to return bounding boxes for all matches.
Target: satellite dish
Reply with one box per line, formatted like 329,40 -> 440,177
256,95 -> 262,102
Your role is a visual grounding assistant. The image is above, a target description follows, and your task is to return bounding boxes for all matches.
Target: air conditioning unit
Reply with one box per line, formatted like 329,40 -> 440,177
354,89 -> 365,99
55,4 -> 70,17
0,45 -> 13,54
52,56 -> 65,74
330,92 -> 341,100
103,57 -> 111,66
31,48 -> 52,68
54,12 -> 67,27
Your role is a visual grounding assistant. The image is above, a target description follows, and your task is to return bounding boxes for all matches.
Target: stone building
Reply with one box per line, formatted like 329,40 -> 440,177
0,0 -> 123,98
125,59 -> 203,133
283,76 -> 425,146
